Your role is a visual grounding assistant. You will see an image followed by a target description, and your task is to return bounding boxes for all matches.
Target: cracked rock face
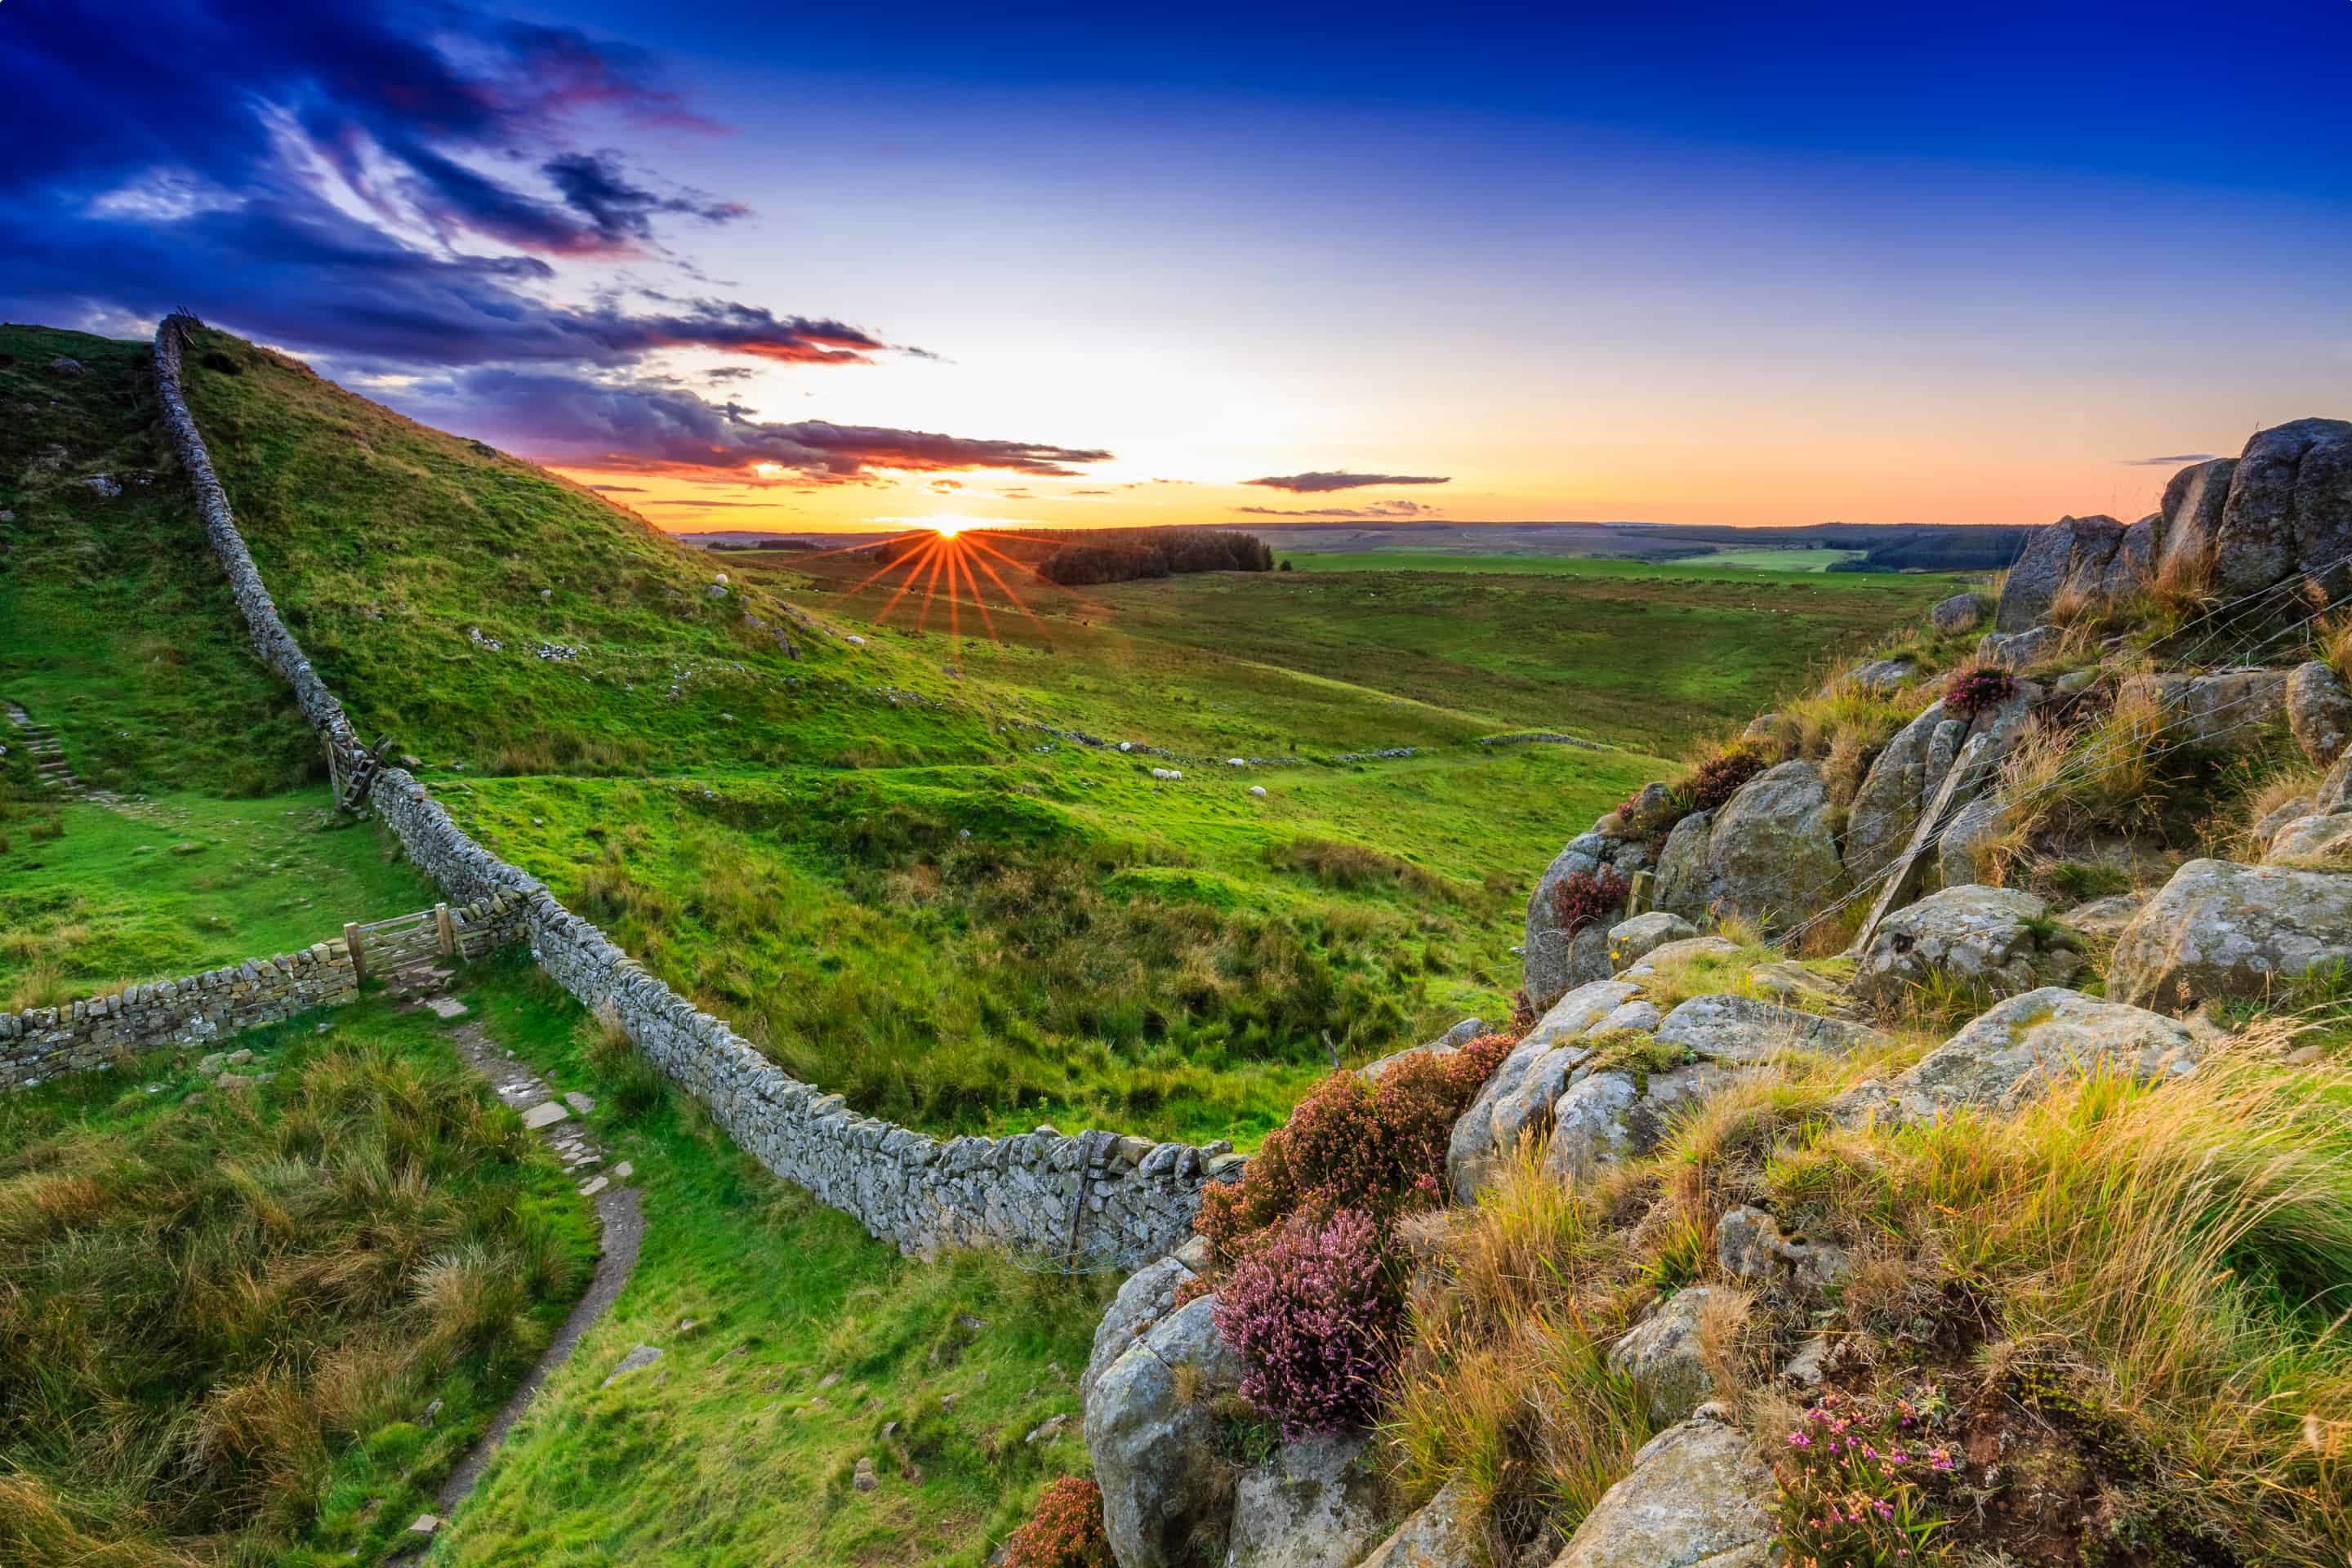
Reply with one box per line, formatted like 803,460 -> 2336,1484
2266,813 -> 2352,869
1652,994 -> 1889,1064
1446,980 -> 1640,1202
1655,761 -> 1846,936
2109,859 -> 2352,1010
1081,1240 -> 1206,1402
1356,1477 -> 1482,1568
1995,514 -> 2124,632
1608,1285 -> 1735,1424
1525,832 -> 1655,1010
1085,1295 -> 1245,1568
1838,987 -> 2201,1124
1852,884 -> 2081,1006
1547,1412 -> 1776,1568
2287,661 -> 2352,768
1223,1432 -> 1389,1568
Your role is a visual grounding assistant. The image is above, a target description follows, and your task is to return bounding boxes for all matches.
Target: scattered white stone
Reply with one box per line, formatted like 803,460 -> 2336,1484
521,1101 -> 571,1129
1248,785 -> 1267,798
423,996 -> 468,1019
612,1160 -> 635,1179
408,1513 -> 442,1537
579,1175 -> 609,1197
564,1090 -> 596,1113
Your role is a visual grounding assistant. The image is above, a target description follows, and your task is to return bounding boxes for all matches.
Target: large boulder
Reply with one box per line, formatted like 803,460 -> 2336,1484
1934,792 -> 2008,889
1447,980 -> 1639,1201
2323,751 -> 2352,815
1995,514 -> 2125,632
2267,812 -> 2352,869
1659,760 -> 1846,935
1851,884 -> 2080,1006
1223,1432 -> 1388,1568
1086,1295 -> 1246,1568
2116,668 -> 2289,751
1842,700 -> 1950,884
2287,661 -> 2352,767
1839,987 -> 2201,1123
1548,1412 -> 1775,1568
2109,858 -> 2352,1009
1607,1286 -> 1736,1425
2150,457 -> 2236,588
1652,994 -> 1890,1063
1525,831 -> 1653,1009
1930,592 -> 1984,635
1608,911 -> 1697,971
1083,1240 -> 1207,1401
2099,512 -> 2163,598
2212,418 -> 2352,599
1356,1478 -> 1481,1568
1544,1062 -> 1733,1182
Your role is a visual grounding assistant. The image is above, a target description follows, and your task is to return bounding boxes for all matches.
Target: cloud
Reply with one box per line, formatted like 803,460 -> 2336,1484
1237,499 -> 1446,519
2118,452 -> 2221,466
704,366 -> 758,382
1242,471 -> 1451,492
0,1 -> 921,368
398,368 -> 1113,483
589,483 -> 648,492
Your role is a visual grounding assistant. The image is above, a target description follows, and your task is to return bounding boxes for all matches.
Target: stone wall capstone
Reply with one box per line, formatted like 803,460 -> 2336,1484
153,315 -> 1239,1267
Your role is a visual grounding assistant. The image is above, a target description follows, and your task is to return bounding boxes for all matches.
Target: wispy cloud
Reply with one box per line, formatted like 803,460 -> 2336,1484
1238,499 -> 1445,519
1243,470 -> 1450,492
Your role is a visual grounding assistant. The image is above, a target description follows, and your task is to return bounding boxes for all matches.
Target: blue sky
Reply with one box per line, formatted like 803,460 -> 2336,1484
5,1 -> 2348,530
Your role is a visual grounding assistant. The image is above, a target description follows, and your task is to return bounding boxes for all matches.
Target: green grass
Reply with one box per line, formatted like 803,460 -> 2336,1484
430,951 -> 1111,1568
0,787 -> 437,1008
0,989 -> 595,1568
1277,547 -> 1891,579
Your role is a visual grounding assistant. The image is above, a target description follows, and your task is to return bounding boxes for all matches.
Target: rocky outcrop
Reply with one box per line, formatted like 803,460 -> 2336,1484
2150,457 -> 2236,588
1355,1478 -> 1481,1568
1525,829 -> 1655,1009
1544,1062 -> 1733,1181
2109,859 -> 2352,1009
1447,980 -> 1639,1201
1995,514 -> 2125,632
1083,1239 -> 1208,1401
1976,625 -> 2061,671
2210,418 -> 2352,599
1086,1295 -> 1246,1568
2267,812 -> 2352,868
1608,1286 -> 1735,1425
1842,700 -> 1952,884
2117,668 -> 2288,750
1838,987 -> 2200,1123
1651,994 -> 1889,1063
2099,513 -> 2163,598
1655,760 -> 1845,935
2287,662 -> 2352,766
1547,1411 -> 1775,1568
1846,657 -> 1916,693
1851,884 -> 2080,1006
1715,1205 -> 1849,1297
1224,1432 -> 1389,1568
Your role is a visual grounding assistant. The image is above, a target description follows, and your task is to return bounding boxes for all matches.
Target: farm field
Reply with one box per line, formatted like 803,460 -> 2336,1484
1275,546 -> 1881,576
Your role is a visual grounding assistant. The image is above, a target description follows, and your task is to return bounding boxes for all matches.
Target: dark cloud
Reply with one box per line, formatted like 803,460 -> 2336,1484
0,0 -> 920,369
589,483 -> 648,492
1242,471 -> 1451,492
705,366 -> 759,382
1238,500 -> 1445,519
2118,452 -> 2221,466
397,368 -> 1114,483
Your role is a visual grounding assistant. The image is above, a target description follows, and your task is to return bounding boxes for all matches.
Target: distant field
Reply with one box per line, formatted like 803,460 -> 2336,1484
1278,547 -> 1888,577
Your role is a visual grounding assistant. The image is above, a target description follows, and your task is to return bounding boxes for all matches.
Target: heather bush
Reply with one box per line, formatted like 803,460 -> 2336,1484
1548,864 -> 1629,938
1003,1477 -> 1115,1568
1213,1209 -> 1398,1437
1771,1389 -> 1958,1567
1683,745 -> 1769,815
1196,1032 -> 1514,1266
1940,666 -> 2016,720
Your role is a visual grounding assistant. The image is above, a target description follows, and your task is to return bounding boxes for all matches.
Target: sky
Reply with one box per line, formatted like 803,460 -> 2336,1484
4,1 -> 2350,535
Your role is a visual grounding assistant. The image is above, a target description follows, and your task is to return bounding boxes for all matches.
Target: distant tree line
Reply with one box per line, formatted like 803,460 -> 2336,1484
1823,527 -> 2036,572
867,525 -> 1273,585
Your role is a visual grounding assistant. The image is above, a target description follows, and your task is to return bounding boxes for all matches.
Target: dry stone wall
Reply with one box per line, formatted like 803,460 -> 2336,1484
154,316 -> 1237,1266
2,892 -> 527,1088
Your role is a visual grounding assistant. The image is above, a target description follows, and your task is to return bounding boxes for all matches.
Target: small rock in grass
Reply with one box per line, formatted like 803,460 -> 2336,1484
521,1101 -> 570,1129
602,1344 -> 664,1386
853,1457 -> 878,1492
408,1513 -> 442,1537
564,1090 -> 596,1113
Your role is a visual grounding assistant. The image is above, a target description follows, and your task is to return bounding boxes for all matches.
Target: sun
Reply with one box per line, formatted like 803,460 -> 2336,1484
929,513 -> 972,537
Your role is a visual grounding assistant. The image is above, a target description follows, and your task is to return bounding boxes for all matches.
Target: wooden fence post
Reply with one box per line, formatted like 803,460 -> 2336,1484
434,902 -> 456,958
344,922 -> 366,984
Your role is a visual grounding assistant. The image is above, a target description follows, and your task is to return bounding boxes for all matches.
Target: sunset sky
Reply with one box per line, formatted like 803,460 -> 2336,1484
7,1 -> 2350,534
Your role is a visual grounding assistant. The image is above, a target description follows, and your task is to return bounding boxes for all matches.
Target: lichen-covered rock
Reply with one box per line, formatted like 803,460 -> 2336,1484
1845,657 -> 1915,692
1995,514 -> 2124,632
1653,994 -> 1889,1064
1544,1063 -> 1732,1181
1841,987 -> 2200,1123
1658,762 -> 1845,935
2211,418 -> 2352,599
2287,661 -> 2352,767
2150,457 -> 2236,588
1852,884 -> 2080,1006
1086,1295 -> 1245,1568
2109,859 -> 2352,1009
2323,751 -> 2352,816
1083,1241 -> 1207,1401
2267,813 -> 2352,869
1934,791 -> 2008,889
1547,1412 -> 1775,1568
1620,936 -> 1744,979
2099,512 -> 2163,597
1930,592 -> 1984,634
1447,980 -> 1638,1201
2117,668 -> 2289,751
2061,890 -> 2150,939
1224,1432 -> 1388,1568
1526,834 -> 1653,1009
1714,1205 -> 1849,1296
1608,1286 -> 1735,1425
1976,625 -> 2061,670
1842,700 -> 1948,885
1356,1477 -> 1482,1568
1609,911 -> 1698,972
